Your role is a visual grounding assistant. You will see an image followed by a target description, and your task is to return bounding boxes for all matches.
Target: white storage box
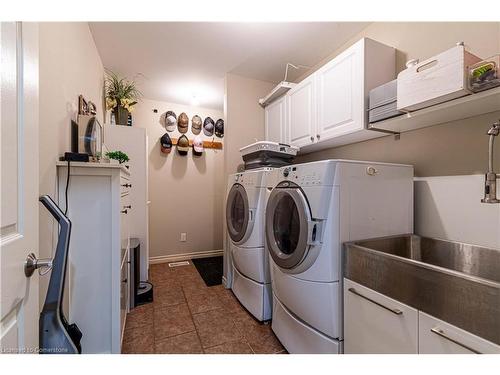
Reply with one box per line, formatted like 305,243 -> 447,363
397,44 -> 481,111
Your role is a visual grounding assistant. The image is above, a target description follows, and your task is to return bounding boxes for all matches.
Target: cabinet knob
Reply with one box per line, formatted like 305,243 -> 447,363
316,134 -> 320,140
121,209 -> 128,214
122,278 -> 127,283
310,136 -> 314,142
124,205 -> 132,209
121,183 -> 132,188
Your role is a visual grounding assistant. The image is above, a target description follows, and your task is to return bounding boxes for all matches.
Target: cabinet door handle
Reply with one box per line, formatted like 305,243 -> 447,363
123,205 -> 132,209
122,278 -> 128,283
121,209 -> 128,214
310,136 -> 314,142
121,183 -> 132,188
316,134 -> 320,140
430,328 -> 480,354
348,287 -> 403,315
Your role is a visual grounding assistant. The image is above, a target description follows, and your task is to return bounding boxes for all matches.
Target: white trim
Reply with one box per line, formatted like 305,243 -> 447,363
149,249 -> 224,264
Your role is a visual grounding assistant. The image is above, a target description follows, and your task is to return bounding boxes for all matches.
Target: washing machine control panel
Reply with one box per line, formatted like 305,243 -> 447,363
280,165 -> 329,186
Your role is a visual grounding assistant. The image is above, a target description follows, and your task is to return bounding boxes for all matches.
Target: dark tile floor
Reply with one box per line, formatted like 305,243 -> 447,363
121,261 -> 286,354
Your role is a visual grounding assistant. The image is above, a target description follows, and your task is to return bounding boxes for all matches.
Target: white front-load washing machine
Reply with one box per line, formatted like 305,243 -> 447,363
265,159 -> 414,353
226,168 -> 273,321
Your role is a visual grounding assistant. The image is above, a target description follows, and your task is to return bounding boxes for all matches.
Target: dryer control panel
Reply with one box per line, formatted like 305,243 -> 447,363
232,168 -> 272,188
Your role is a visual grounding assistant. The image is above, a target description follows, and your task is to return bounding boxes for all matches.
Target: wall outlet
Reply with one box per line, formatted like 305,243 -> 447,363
180,232 -> 187,242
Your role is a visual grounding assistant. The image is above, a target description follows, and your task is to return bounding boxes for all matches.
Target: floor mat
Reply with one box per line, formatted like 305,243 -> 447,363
191,256 -> 223,287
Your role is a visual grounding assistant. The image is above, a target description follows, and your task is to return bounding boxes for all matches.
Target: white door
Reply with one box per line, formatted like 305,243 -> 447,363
265,96 -> 286,144
287,75 -> 316,148
316,40 -> 363,141
0,22 -> 39,353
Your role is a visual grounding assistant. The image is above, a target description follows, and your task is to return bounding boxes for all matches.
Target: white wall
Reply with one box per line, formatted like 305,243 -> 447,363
415,175 -> 500,249
38,22 -> 104,308
131,98 -> 224,260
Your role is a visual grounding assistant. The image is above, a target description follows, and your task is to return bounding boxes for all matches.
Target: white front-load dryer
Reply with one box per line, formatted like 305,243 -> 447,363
265,160 -> 414,353
226,168 -> 273,321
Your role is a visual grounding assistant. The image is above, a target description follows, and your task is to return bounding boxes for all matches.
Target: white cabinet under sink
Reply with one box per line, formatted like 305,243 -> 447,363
344,278 -> 418,354
264,95 -> 287,144
418,312 -> 500,354
344,278 -> 500,354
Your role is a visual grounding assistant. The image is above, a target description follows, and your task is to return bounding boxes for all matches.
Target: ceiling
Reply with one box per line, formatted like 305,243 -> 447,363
89,22 -> 369,110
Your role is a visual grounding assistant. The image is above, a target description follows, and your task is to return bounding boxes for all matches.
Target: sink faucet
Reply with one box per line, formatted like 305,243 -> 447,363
482,120 -> 500,203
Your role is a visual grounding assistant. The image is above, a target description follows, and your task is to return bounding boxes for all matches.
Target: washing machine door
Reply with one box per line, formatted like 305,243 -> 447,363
266,181 -> 320,270
226,183 -> 254,243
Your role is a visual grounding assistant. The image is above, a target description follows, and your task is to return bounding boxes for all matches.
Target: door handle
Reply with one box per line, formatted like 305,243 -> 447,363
348,287 -> 403,315
430,328 -> 480,354
24,253 -> 53,277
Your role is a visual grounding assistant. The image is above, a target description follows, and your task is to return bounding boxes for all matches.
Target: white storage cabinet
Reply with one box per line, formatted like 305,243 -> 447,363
419,312 -> 500,354
286,38 -> 395,152
57,162 -> 131,353
264,95 -> 287,144
344,278 -> 418,354
105,125 -> 149,282
286,73 -> 316,148
344,278 -> 500,354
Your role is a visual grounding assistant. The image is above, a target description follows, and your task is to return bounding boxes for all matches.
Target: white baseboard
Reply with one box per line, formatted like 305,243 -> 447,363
149,249 -> 224,264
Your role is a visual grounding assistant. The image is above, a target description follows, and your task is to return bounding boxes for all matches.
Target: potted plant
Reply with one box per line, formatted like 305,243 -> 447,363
105,70 -> 141,125
105,150 -> 130,164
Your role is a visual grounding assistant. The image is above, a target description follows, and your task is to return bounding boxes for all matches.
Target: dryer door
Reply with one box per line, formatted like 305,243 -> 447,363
266,182 -> 319,270
226,183 -> 253,243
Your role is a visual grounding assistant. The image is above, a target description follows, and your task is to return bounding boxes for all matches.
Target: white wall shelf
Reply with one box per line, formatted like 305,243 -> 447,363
368,86 -> 500,134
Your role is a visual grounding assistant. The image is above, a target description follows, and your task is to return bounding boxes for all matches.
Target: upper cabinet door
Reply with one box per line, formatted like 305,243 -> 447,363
316,40 -> 363,141
265,95 -> 287,144
287,75 -> 316,148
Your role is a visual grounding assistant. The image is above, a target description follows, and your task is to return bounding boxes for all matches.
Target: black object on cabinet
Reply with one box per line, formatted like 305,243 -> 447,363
130,238 -> 153,308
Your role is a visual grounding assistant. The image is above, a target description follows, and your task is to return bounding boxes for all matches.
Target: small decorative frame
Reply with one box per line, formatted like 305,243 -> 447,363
78,95 -> 97,115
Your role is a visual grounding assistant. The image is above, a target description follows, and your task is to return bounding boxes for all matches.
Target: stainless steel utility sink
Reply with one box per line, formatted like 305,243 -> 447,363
344,235 -> 500,345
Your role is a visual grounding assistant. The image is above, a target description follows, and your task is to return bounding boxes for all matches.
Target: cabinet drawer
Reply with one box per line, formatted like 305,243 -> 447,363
120,194 -> 130,253
419,312 -> 500,354
120,175 -> 131,195
344,278 -> 418,354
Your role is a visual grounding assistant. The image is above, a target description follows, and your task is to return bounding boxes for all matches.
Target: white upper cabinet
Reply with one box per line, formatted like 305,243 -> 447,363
316,40 -> 363,141
314,38 -> 395,150
265,95 -> 287,144
286,74 -> 316,148
284,38 -> 395,153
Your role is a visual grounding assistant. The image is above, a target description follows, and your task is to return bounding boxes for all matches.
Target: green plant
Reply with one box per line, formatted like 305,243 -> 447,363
104,69 -> 142,113
106,150 -> 130,164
